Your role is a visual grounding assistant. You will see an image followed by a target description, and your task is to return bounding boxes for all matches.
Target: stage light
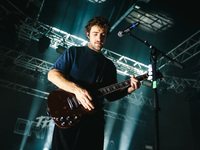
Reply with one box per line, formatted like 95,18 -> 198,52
118,104 -> 142,150
88,0 -> 106,3
43,121 -> 55,150
104,102 -> 121,150
38,35 -> 51,53
126,8 -> 174,32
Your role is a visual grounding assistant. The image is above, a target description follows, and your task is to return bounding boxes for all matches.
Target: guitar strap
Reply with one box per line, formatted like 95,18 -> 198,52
95,58 -> 106,83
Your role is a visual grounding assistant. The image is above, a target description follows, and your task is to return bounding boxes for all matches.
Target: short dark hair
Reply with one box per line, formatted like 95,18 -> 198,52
85,16 -> 110,36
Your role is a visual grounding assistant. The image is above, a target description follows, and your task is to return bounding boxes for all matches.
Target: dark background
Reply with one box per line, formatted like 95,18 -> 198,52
0,0 -> 199,150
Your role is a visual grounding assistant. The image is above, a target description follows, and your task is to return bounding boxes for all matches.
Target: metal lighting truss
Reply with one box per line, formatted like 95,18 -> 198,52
6,0 -> 45,21
0,47 -> 148,80
0,79 -> 49,99
104,110 -> 146,126
158,29 -> 200,70
0,46 -> 53,75
101,48 -> 149,76
2,0 -> 87,48
161,75 -> 200,93
17,18 -> 88,49
157,29 -> 200,92
126,92 -> 153,107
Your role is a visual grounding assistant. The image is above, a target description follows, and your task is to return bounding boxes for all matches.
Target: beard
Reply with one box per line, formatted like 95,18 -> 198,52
89,42 -> 103,52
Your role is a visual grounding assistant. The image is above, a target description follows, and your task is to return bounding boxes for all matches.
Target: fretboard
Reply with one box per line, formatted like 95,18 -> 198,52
97,73 -> 148,97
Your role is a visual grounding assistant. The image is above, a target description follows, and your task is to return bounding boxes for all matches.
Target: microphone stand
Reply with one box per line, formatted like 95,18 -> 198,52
126,32 -> 184,150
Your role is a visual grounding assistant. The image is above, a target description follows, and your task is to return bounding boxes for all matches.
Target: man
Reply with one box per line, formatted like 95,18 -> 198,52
48,16 -> 140,150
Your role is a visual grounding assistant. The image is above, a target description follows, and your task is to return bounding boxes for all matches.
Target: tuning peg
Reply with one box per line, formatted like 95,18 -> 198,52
148,64 -> 153,81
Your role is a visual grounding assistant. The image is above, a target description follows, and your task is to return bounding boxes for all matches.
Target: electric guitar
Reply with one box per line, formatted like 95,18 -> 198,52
47,73 -> 150,129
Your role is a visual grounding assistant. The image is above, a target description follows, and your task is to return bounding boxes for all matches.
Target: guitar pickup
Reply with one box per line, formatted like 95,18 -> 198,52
67,97 -> 74,110
72,97 -> 79,107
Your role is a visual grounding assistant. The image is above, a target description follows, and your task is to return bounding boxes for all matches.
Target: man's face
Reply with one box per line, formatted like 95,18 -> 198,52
87,25 -> 107,52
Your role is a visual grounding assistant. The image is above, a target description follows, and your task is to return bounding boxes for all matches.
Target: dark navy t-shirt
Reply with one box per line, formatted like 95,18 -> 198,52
51,46 -> 117,102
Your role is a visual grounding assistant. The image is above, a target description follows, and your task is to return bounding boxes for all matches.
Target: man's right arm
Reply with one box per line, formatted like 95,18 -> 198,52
48,69 -> 77,94
47,69 -> 94,111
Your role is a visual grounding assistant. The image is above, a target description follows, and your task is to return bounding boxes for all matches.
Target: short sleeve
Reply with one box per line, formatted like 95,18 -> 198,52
51,47 -> 74,76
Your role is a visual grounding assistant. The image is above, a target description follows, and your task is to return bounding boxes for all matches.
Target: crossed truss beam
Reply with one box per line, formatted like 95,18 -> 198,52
126,92 -> 153,106
101,48 -> 148,76
158,29 -> 200,70
160,75 -> 200,93
0,46 -> 53,75
17,18 -> 88,49
0,45 -> 148,79
156,29 -> 200,92
104,110 -> 146,126
0,79 -> 49,99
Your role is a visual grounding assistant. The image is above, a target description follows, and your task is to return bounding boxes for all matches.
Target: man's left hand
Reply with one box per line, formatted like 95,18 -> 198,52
127,75 -> 141,94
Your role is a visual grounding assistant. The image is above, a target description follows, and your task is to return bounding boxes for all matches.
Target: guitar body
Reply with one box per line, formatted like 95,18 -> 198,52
47,73 -> 157,129
47,89 -> 96,129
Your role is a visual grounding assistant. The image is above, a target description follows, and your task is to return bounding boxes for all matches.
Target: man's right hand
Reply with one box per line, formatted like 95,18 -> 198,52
48,69 -> 94,111
74,85 -> 94,111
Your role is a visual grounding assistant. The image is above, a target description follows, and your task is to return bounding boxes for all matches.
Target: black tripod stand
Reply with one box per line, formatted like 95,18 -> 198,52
126,32 -> 184,150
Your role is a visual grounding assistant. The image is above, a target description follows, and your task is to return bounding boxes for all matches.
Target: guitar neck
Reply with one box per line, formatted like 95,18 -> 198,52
97,73 -> 148,97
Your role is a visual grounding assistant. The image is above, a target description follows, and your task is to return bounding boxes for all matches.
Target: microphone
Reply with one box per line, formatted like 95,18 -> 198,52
118,22 -> 140,37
